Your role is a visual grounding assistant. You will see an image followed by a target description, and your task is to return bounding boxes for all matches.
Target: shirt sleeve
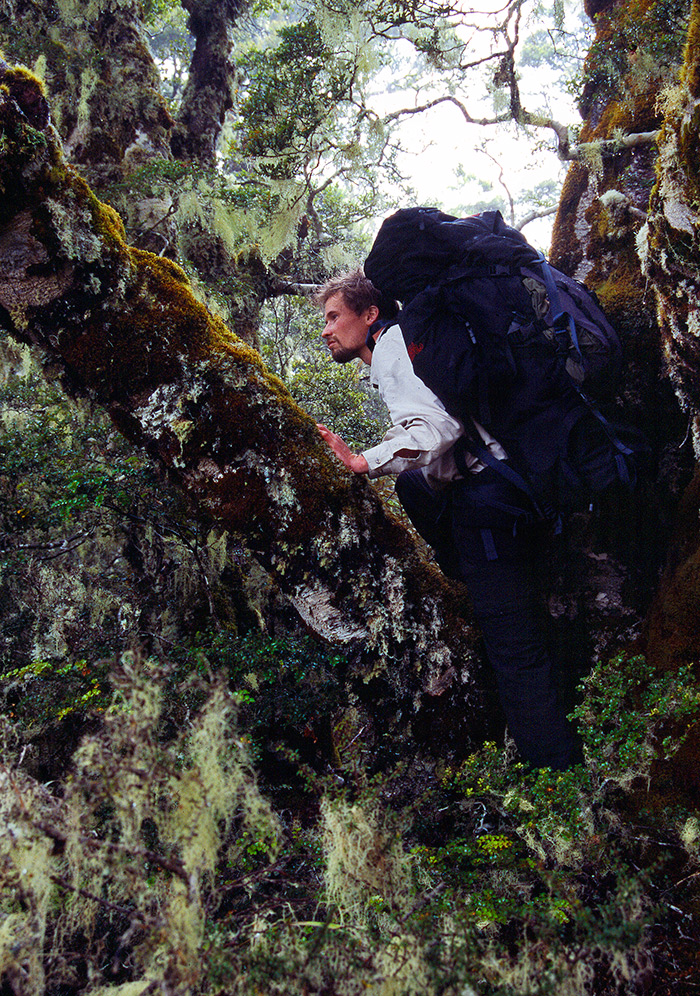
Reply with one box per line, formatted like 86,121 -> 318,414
360,324 -> 465,478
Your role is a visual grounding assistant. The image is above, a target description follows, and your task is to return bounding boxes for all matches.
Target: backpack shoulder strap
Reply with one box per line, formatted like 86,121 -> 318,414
364,317 -> 394,354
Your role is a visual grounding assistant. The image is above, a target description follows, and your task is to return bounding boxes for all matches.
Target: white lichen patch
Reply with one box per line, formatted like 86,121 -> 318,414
259,462 -> 299,514
132,382 -> 191,460
573,183 -> 598,284
56,0 -> 104,29
123,128 -> 162,167
691,414 -> 700,462
45,195 -> 104,265
195,354 -> 254,391
336,511 -> 361,549
662,197 -> 696,235
382,556 -> 406,634
189,456 -> 226,483
635,221 -> 650,274
288,582 -> 368,643
687,302 -> 700,342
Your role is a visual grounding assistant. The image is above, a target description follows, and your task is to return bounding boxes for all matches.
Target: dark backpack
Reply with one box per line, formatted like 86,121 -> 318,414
364,207 -> 647,511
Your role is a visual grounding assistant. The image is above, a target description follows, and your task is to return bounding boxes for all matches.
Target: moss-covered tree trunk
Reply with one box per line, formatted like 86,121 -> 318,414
545,0 -> 694,679
548,0 -> 700,793
0,0 -> 273,344
0,0 -> 178,256
0,65 -> 483,756
644,0 -> 700,688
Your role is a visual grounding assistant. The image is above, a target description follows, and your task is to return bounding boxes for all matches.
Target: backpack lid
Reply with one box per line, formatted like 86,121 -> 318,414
364,206 -> 531,305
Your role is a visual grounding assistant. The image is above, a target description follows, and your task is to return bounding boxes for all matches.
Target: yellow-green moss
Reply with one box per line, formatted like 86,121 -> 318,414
2,64 -> 47,96
682,0 -> 700,94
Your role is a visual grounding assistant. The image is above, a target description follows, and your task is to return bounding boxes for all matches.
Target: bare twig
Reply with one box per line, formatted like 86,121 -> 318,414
516,205 -> 559,231
30,817 -> 194,893
49,873 -> 154,923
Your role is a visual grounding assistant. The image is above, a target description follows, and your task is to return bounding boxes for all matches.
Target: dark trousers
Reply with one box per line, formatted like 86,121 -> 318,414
396,467 -> 577,770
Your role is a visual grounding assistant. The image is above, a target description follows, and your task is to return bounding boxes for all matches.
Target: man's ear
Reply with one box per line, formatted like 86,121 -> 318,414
365,305 -> 380,325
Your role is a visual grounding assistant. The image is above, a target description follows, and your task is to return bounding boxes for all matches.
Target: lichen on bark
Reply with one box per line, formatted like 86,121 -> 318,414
0,62 -> 482,752
645,0 -> 700,449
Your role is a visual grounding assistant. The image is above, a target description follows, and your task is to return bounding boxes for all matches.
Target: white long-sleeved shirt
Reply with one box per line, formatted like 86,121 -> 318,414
360,323 -> 506,483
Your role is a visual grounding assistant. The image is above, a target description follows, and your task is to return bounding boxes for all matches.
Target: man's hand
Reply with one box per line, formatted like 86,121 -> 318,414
317,424 -> 369,474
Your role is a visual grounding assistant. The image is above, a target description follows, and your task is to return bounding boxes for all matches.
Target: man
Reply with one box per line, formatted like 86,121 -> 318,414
316,269 -> 578,771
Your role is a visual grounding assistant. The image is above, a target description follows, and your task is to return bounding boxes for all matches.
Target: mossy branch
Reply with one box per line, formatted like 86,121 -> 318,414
0,61 -> 482,745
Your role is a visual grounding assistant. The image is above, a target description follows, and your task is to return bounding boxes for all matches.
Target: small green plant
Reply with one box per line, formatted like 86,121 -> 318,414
171,629 -> 347,772
573,653 -> 700,777
1,656 -> 111,728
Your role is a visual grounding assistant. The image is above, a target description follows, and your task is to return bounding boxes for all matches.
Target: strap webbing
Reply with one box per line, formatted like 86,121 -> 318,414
454,430 -> 550,522
536,252 -> 583,363
480,529 -> 498,561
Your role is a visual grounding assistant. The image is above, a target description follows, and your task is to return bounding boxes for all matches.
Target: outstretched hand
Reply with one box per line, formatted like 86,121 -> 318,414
317,424 -> 369,475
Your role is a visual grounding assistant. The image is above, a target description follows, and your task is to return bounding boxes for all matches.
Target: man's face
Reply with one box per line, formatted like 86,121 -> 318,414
321,292 -> 375,363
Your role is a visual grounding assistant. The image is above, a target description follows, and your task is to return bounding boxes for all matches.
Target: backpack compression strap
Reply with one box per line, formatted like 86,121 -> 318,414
536,254 -> 636,484
453,426 -> 554,524
536,253 -> 584,367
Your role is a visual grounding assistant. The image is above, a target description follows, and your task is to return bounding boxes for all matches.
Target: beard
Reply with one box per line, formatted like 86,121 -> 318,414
329,346 -> 358,363
325,338 -> 363,363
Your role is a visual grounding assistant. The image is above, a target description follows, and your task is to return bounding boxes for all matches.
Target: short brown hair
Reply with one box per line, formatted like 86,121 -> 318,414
317,269 -> 398,319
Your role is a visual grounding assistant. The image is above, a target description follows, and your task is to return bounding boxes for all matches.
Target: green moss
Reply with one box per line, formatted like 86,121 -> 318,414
590,240 -> 649,320
550,163 -> 589,269
682,0 -> 700,95
89,190 -> 128,247
581,0 -> 689,128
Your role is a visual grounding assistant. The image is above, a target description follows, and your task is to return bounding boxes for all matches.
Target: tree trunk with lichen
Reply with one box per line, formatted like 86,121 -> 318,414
171,0 -> 243,165
544,0 -> 695,678
0,0 -> 178,256
0,65 -> 485,760
549,0 -> 700,794
642,0 -> 700,788
0,0 -> 270,344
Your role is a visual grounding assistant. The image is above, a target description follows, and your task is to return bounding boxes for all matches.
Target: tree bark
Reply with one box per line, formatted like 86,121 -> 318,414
0,1 -> 270,343
171,0 -> 245,165
0,65 -> 483,755
644,0 -> 700,683
645,0 -> 700,454
545,0 -> 693,676
0,0 -> 176,255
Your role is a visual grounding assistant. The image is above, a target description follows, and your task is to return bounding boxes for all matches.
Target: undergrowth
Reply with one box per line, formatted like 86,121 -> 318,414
0,639 -> 699,995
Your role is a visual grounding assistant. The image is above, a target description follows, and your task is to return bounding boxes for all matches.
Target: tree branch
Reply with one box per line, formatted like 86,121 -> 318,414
516,205 -> 559,231
0,63 -> 483,755
384,93 -> 658,164
573,130 -> 660,160
384,94 -> 512,128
